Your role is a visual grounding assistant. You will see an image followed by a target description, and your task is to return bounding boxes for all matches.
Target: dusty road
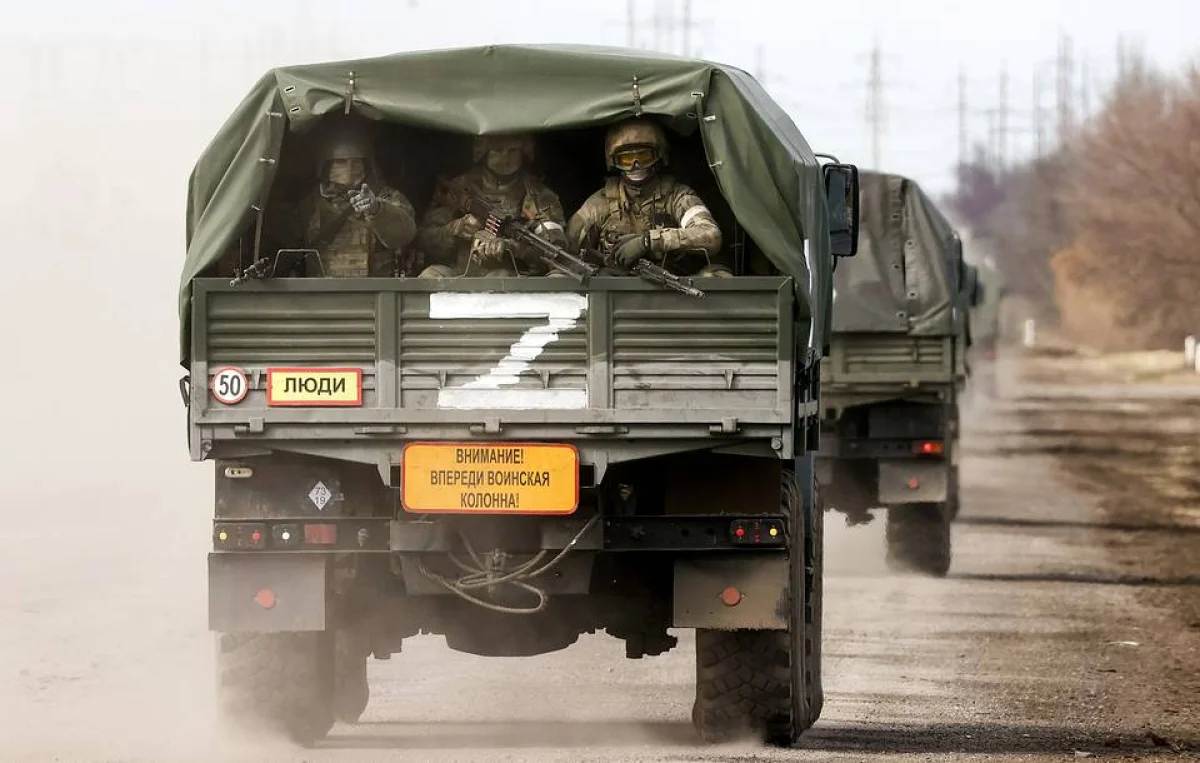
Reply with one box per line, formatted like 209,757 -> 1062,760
2,349 -> 1199,762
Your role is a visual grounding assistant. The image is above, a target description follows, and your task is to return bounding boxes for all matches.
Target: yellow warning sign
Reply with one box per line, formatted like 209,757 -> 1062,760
401,442 -> 579,515
267,368 -> 362,406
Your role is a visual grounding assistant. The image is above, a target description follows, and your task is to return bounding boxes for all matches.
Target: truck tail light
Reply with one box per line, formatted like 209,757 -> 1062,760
304,523 -> 338,545
913,440 -> 945,455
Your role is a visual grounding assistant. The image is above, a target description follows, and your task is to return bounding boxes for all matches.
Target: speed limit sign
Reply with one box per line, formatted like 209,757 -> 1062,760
211,367 -> 249,405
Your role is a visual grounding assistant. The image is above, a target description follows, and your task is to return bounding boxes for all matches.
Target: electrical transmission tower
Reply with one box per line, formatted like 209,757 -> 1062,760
635,0 -> 703,55
957,67 -> 968,170
864,39 -> 885,169
996,63 -> 1009,171
1056,33 -> 1075,142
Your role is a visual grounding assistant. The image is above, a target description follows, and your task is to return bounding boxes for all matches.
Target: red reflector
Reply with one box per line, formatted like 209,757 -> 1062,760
913,441 -> 944,455
254,589 -> 276,609
720,587 -> 742,606
734,527 -> 746,538
250,530 -> 262,543
304,523 -> 337,545
907,477 -> 921,490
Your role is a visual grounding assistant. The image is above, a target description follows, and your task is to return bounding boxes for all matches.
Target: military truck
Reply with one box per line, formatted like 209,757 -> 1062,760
817,171 -> 970,576
180,45 -> 858,746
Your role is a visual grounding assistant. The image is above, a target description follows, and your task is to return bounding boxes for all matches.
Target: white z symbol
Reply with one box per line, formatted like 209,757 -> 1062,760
428,293 -> 589,409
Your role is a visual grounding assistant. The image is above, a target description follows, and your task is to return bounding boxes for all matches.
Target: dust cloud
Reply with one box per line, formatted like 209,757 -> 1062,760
0,37 -> 234,762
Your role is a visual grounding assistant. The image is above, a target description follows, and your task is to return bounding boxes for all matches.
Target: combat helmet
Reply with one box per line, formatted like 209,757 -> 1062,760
472,133 -> 536,164
604,119 -> 670,171
313,117 -> 377,176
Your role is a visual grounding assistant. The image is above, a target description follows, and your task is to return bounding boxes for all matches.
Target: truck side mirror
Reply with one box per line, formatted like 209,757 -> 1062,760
823,163 -> 860,257
965,264 -> 981,307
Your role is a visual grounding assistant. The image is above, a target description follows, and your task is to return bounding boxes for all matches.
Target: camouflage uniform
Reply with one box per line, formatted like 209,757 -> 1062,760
295,187 -> 417,277
276,119 -> 417,278
566,119 -> 729,277
415,135 -> 567,278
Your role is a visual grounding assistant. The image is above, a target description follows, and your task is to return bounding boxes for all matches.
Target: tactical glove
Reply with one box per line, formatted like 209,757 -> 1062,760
613,233 -> 651,267
471,230 -> 508,262
349,183 -> 380,217
449,213 -> 482,239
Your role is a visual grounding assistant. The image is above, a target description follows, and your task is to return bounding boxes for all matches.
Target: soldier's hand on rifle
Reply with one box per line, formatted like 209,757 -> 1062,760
613,232 -> 651,267
349,183 -> 379,217
471,230 -> 508,262
449,213 -> 482,239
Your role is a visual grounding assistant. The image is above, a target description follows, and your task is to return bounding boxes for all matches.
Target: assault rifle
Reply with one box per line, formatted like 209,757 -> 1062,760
229,249 -> 325,287
465,197 -> 598,282
585,249 -> 706,298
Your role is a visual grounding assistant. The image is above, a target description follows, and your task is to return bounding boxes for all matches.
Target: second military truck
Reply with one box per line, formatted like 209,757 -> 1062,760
817,171 -> 970,576
180,45 -> 859,745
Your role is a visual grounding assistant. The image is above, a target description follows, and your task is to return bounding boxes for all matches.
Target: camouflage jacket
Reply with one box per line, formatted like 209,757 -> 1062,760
270,183 -> 417,277
566,175 -> 724,272
414,166 -> 567,275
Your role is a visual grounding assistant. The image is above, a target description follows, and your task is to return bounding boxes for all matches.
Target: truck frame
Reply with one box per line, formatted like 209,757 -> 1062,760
180,45 -> 858,745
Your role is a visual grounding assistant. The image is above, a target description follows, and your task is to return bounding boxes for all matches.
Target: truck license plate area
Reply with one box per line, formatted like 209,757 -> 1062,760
400,442 -> 580,515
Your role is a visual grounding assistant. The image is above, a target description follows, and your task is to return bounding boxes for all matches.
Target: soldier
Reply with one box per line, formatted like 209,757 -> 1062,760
566,119 -> 730,277
415,134 -> 567,278
276,119 -> 417,278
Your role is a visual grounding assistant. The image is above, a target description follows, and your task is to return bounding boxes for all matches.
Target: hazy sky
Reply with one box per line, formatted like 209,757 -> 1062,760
1,0 -> 1197,487
4,0 -> 1199,191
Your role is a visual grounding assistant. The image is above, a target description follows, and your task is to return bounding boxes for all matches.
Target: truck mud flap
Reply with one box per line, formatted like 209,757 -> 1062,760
209,553 -> 327,633
673,556 -> 789,630
878,459 -> 949,504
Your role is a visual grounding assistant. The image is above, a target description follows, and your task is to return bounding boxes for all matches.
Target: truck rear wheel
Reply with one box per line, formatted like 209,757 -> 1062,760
693,629 -> 792,743
691,469 -> 822,745
946,460 -> 962,521
217,632 -> 335,745
885,503 -> 951,576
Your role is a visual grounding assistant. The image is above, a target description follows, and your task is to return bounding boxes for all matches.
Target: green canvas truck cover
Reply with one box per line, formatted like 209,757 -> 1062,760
831,170 -> 959,335
178,44 -> 833,364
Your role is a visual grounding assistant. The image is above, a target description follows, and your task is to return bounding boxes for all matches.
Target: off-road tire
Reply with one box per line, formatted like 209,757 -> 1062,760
946,461 -> 962,521
693,629 -> 792,743
885,503 -> 951,577
691,468 -> 823,746
217,632 -> 335,745
803,480 -> 824,725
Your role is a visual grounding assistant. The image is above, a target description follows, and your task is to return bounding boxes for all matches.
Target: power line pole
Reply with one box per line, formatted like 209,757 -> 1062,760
1033,67 -> 1045,159
1056,33 -> 1074,142
865,38 -> 885,169
1079,57 -> 1091,121
957,67 -> 968,170
681,0 -> 693,56
997,62 -> 1009,171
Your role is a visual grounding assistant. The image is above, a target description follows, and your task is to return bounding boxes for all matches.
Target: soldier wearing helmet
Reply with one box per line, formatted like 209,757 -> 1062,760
415,133 -> 567,278
273,118 -> 417,278
566,119 -> 729,277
